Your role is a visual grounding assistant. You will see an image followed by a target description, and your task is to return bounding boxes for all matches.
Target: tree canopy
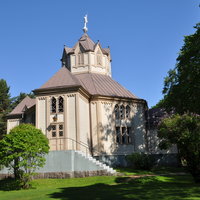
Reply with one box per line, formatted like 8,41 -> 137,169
158,114 -> 200,183
0,124 -> 49,188
0,78 -> 35,138
0,79 -> 11,138
155,23 -> 200,114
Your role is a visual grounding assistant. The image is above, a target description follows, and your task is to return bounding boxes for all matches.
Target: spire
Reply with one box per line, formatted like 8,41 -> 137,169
83,14 -> 88,33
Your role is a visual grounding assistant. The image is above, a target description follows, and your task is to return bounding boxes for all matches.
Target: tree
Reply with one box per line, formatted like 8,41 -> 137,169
158,23 -> 200,114
0,79 -> 11,138
0,124 -> 49,188
158,114 -> 200,183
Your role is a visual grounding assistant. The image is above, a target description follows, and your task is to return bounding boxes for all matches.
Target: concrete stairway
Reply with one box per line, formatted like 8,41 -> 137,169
75,150 -> 117,175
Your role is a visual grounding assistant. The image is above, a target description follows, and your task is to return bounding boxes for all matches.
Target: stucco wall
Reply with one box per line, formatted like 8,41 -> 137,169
132,104 -> 146,152
7,118 -> 21,133
91,99 -> 147,156
66,94 -> 77,149
37,97 -> 46,134
79,95 -> 90,153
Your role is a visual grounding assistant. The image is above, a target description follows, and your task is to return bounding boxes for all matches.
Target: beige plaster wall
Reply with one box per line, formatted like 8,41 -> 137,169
7,119 -> 21,133
91,99 -> 147,156
66,94 -> 77,150
37,97 -> 46,135
69,44 -> 111,76
78,95 -> 90,153
90,101 -> 98,154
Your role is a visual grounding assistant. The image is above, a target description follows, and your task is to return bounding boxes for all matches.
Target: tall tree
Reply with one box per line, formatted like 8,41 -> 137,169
0,79 -> 11,138
157,23 -> 200,114
158,114 -> 200,183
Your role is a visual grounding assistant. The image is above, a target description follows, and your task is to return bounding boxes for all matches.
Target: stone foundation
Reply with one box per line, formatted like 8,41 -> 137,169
0,170 -> 113,180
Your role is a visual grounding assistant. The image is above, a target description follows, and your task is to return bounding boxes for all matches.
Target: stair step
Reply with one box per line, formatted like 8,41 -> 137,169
75,150 -> 116,175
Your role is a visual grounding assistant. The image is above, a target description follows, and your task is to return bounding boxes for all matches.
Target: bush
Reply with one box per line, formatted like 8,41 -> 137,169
127,153 -> 155,170
0,124 -> 49,189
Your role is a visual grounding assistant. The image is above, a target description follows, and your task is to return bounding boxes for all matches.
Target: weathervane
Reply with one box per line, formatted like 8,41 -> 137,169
83,14 -> 88,33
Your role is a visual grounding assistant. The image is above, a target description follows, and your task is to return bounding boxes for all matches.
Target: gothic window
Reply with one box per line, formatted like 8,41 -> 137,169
116,127 -> 132,145
58,96 -> 64,112
126,105 -> 131,118
120,105 -> 125,119
51,97 -> 56,113
114,104 -> 132,145
114,104 -> 119,119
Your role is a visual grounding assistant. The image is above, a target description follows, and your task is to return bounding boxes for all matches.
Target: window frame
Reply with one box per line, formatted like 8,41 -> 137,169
50,123 -> 64,138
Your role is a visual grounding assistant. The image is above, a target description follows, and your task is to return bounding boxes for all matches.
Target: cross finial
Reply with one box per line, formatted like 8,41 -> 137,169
83,14 -> 88,33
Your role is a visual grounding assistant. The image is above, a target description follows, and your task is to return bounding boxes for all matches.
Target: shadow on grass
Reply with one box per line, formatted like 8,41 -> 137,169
48,176 -> 200,200
0,178 -> 21,191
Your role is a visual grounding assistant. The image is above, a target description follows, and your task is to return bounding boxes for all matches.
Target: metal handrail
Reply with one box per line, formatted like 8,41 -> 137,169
48,137 -> 102,156
48,137 -> 91,156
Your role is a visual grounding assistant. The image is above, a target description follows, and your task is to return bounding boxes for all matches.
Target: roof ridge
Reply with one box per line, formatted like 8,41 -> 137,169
38,67 -> 81,90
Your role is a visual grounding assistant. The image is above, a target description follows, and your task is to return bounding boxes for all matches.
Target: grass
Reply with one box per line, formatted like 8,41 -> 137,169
116,166 -> 187,175
0,168 -> 199,200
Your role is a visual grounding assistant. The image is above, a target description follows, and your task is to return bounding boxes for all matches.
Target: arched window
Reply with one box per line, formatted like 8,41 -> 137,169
114,104 -> 119,119
126,105 -> 131,118
51,97 -> 56,113
120,105 -> 125,119
58,96 -> 64,112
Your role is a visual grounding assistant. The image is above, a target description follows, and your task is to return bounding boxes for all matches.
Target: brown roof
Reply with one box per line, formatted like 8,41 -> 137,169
9,96 -> 36,115
64,33 -> 110,55
39,67 -> 81,89
78,33 -> 95,51
75,73 -> 138,99
35,66 -> 138,99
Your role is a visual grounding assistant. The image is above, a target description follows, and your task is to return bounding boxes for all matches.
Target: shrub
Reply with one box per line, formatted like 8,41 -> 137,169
127,153 -> 155,170
0,124 -> 49,189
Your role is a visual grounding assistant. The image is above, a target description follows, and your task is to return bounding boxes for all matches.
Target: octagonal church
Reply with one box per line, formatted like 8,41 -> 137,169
7,21 -> 148,159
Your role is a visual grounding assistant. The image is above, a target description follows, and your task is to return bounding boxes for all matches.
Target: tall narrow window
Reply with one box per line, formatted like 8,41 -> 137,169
59,124 -> 64,137
58,96 -> 64,112
116,127 -> 120,144
121,127 -> 126,144
51,124 -> 56,137
51,97 -> 56,113
127,127 -> 131,144
126,105 -> 131,118
115,104 -> 119,119
120,105 -> 125,119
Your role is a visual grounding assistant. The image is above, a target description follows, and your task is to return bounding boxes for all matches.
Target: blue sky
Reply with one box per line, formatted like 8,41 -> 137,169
0,0 -> 199,107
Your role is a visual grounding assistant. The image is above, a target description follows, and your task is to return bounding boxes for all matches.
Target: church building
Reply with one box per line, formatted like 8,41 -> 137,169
7,17 -> 148,162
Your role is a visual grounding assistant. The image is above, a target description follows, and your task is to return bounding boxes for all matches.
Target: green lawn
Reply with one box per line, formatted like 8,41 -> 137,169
0,168 -> 199,200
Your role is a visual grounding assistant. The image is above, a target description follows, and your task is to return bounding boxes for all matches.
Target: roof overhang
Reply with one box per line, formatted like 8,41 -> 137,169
90,95 -> 147,105
33,85 -> 90,99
